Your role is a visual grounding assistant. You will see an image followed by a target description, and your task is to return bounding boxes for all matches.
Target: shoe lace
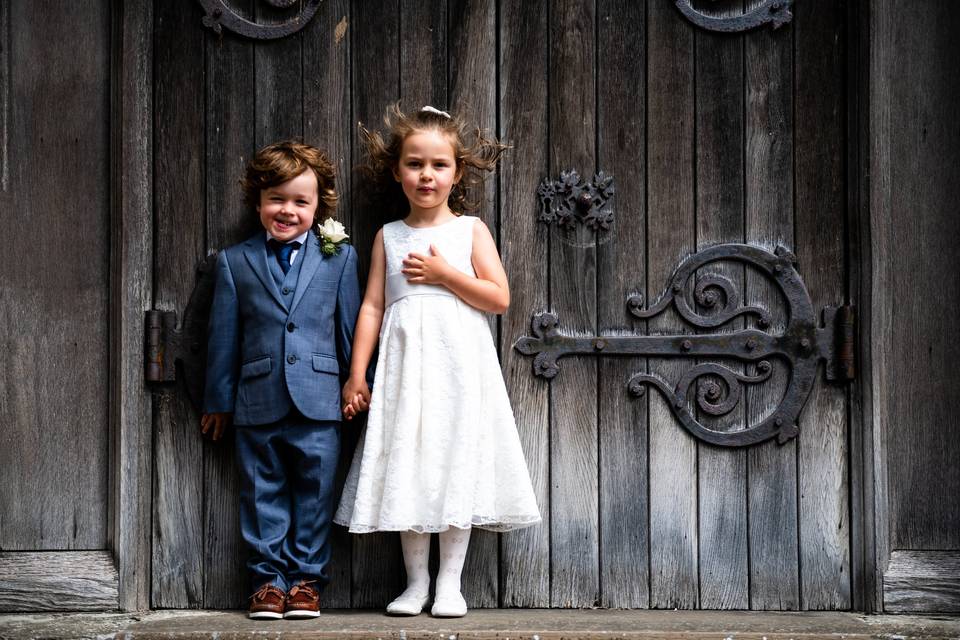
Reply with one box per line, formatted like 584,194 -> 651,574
249,584 -> 282,602
288,579 -> 318,598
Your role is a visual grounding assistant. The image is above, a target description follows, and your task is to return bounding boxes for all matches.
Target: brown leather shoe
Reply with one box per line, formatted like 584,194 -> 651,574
248,583 -> 286,620
284,580 -> 320,619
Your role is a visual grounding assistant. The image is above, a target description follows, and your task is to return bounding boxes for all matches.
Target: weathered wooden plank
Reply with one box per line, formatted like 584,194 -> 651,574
597,0 -> 648,610
203,1 -> 256,608
111,0 -> 154,612
151,0 -> 206,609
499,0 -> 550,608
694,17 -> 749,611
302,0 -> 352,608
745,19 -> 799,611
0,0 -> 110,552
0,552 -> 117,612
400,0 -> 446,108
349,0 -> 403,609
255,3 -> 304,145
548,0 -> 599,608
0,1 -> 8,193
884,551 -> 960,613
793,0 -> 850,611
448,0 -> 498,609
882,0 -> 960,554
647,0 -> 698,610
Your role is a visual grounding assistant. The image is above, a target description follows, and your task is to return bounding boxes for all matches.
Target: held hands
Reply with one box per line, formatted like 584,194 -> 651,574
402,244 -> 453,285
342,376 -> 371,421
200,412 -> 232,441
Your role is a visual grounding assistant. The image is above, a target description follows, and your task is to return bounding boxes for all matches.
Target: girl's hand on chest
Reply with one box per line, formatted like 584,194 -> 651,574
402,244 -> 453,285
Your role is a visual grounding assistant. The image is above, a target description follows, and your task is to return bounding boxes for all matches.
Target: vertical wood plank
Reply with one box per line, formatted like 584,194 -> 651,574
151,0 -> 205,608
448,0 -> 499,609
693,15 -> 749,610
548,0 -> 599,608
255,4 -> 304,145
0,1 -> 111,552
499,0 -> 550,608
203,1 -> 256,607
302,0 -> 353,609
350,0 -> 403,609
646,0 -> 698,609
112,0 -> 154,612
794,0 -> 850,611
597,0 -> 649,609
400,0 -> 446,108
745,18 -> 799,611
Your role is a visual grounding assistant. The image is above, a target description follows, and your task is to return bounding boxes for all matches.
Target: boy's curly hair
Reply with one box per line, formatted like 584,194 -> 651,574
359,103 -> 508,219
241,140 -> 338,221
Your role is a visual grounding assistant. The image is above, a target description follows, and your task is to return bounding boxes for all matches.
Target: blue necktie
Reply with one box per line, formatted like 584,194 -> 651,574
269,239 -> 301,274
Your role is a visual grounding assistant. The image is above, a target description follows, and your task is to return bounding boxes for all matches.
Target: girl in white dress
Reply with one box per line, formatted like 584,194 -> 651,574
334,105 -> 540,618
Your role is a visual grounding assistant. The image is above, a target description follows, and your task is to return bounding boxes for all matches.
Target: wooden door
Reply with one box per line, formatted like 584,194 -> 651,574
151,0 -> 855,610
0,1 -> 117,611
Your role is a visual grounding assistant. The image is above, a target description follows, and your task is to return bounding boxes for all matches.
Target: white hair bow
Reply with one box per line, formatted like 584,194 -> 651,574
420,105 -> 451,119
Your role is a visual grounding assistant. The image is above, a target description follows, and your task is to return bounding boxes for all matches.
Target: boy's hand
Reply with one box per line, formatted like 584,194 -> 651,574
201,412 -> 232,441
402,244 -> 453,285
342,377 -> 370,420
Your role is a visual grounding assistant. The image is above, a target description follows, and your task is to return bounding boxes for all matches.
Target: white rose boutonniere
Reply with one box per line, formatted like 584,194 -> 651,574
318,218 -> 350,256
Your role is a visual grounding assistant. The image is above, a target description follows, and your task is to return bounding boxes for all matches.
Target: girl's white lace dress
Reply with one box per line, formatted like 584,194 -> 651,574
334,215 -> 541,533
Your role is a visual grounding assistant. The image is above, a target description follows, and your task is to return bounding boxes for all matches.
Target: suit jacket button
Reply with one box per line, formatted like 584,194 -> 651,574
287,355 -> 297,364
287,322 -> 296,333
282,287 -> 291,295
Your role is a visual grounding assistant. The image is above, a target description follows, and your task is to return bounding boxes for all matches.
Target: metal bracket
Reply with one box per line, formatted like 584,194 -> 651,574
197,0 -> 322,40
673,0 -> 793,33
514,243 -> 855,447
145,253 -> 220,411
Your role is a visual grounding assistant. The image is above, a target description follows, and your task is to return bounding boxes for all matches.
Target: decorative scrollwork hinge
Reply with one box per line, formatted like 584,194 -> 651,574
538,170 -> 615,230
673,0 -> 793,33
144,253 -> 220,411
513,243 -> 855,447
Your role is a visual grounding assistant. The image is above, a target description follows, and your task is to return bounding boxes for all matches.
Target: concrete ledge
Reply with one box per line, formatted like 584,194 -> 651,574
1,609 -> 959,640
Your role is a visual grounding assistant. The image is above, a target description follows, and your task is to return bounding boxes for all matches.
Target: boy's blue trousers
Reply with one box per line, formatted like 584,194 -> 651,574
235,413 -> 340,593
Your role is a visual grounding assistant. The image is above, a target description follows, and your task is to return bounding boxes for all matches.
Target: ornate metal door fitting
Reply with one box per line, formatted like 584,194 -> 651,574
145,254 -> 220,411
198,0 -> 322,40
514,243 -> 855,447
538,171 -> 615,230
674,0 -> 793,33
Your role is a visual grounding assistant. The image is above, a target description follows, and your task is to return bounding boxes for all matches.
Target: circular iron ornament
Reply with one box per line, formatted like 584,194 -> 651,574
198,0 -> 323,40
674,0 -> 794,33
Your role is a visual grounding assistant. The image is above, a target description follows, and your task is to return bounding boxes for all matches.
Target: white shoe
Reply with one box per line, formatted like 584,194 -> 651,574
430,592 -> 467,618
386,589 -> 430,616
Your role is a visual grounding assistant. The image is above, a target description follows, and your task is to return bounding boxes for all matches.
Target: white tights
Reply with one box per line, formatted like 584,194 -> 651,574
398,527 -> 472,599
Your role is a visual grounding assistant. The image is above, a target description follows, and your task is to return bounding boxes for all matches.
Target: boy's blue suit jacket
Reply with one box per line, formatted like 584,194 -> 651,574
203,231 -> 361,426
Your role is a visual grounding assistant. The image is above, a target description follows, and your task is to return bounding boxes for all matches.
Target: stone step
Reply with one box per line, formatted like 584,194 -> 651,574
1,609 -> 959,640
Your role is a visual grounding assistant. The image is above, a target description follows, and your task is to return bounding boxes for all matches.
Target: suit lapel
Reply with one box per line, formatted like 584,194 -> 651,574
289,233 -> 325,315
242,234 -> 287,311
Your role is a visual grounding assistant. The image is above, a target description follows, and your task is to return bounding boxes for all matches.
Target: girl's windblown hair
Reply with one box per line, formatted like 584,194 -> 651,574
359,103 -> 508,219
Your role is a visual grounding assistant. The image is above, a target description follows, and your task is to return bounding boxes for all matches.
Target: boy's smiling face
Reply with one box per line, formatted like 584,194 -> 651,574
258,169 -> 319,242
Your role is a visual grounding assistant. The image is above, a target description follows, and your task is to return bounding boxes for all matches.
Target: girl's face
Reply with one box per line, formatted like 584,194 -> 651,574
394,129 -> 460,213
258,169 -> 318,242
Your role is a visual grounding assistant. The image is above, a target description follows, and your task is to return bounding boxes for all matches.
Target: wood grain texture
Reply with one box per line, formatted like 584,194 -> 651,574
548,0 -> 599,608
0,1 -> 8,192
884,551 -> 960,613
349,0 -> 403,609
693,18 -> 749,611
400,0 -> 446,108
302,0 -> 352,608
151,0 -> 205,609
448,0 -> 498,609
111,0 -> 154,612
0,0 -> 110,552
793,0 -> 850,611
882,0 -> 960,553
0,551 -> 117,612
596,0 -> 649,610
498,0 -> 550,608
745,19 -> 799,611
203,0 -> 256,608
646,0 -> 698,610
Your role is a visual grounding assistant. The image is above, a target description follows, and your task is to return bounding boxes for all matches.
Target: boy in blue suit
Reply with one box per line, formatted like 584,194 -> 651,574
201,141 -> 361,620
